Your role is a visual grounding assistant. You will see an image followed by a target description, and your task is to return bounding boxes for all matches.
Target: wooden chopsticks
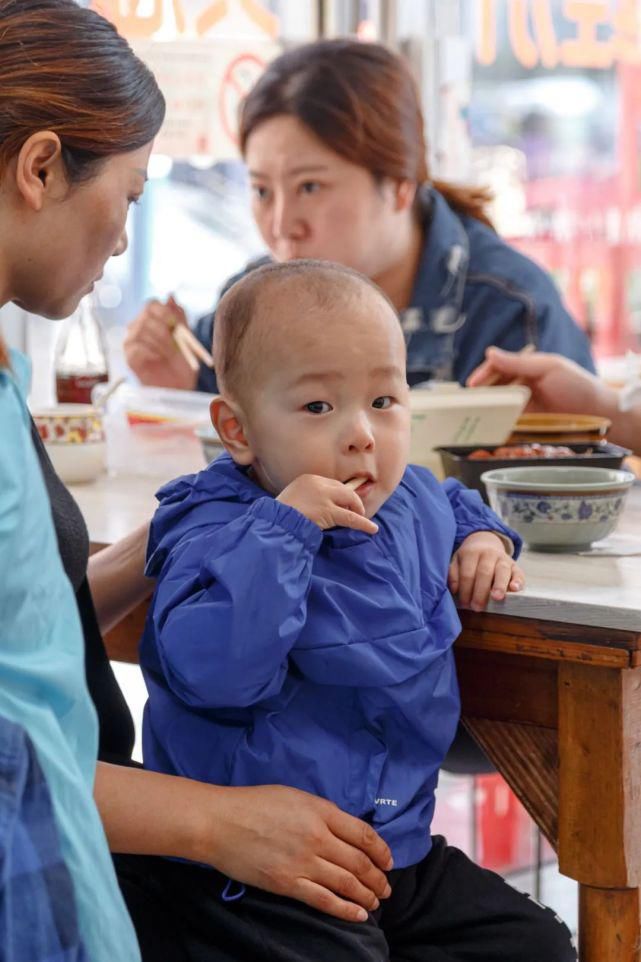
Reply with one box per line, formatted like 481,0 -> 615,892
344,477 -> 367,491
160,293 -> 214,373
171,322 -> 215,373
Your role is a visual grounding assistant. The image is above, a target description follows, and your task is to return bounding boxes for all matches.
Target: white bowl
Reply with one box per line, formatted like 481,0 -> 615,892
482,466 -> 635,551
32,404 -> 106,484
44,439 -> 107,484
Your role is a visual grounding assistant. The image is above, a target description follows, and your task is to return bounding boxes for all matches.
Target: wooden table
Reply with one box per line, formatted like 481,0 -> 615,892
455,490 -> 641,962
71,468 -> 641,961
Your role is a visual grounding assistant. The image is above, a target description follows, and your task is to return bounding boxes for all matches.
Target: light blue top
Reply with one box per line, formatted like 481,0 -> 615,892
0,350 -> 140,961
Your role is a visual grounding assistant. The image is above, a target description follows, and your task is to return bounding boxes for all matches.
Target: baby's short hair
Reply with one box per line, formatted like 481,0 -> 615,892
212,259 -> 397,400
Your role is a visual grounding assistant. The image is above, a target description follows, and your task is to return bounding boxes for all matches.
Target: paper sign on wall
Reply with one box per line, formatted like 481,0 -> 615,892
133,39 -> 280,158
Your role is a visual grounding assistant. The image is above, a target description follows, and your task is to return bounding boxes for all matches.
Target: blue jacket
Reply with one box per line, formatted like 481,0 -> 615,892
141,454 -> 520,867
193,187 -> 595,391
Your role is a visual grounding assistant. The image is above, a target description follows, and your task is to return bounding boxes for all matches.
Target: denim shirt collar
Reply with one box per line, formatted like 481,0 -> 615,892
402,187 -> 470,382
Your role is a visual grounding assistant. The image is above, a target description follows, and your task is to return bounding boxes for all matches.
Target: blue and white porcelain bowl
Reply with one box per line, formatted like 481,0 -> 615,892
481,466 -> 635,552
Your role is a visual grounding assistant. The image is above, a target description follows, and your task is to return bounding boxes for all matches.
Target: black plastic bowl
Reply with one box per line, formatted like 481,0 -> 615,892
436,441 -> 632,502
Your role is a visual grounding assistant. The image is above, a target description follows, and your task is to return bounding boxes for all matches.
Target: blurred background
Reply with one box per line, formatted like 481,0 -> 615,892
11,0 -> 641,406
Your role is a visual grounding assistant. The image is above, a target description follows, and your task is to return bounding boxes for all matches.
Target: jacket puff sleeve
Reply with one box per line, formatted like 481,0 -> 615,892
441,476 -> 522,557
146,497 -> 323,709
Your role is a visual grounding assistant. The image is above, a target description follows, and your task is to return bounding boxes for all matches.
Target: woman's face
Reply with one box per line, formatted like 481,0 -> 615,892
244,115 -> 404,280
11,141 -> 152,319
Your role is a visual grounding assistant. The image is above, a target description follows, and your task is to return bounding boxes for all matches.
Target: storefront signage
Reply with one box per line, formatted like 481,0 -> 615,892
90,1 -> 279,159
477,0 -> 641,69
90,0 -> 278,40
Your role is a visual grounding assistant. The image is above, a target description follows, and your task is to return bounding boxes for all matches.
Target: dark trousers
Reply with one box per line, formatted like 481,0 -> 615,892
115,836 -> 576,962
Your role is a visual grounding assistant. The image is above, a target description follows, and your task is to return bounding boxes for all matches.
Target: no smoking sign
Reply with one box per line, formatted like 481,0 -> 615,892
219,52 -> 268,147
133,40 -> 279,160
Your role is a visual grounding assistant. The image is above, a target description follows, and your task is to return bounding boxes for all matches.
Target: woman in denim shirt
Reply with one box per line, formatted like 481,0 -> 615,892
125,39 -> 596,392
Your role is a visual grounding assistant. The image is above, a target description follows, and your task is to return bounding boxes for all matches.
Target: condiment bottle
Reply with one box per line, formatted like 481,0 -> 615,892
54,297 -> 109,404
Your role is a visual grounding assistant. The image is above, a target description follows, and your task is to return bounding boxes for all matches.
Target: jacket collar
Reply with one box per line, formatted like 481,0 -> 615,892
153,454 -> 415,554
155,452 -> 262,509
204,455 -> 375,547
402,186 -> 470,339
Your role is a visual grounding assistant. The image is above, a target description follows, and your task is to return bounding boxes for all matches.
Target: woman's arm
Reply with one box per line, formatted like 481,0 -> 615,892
95,762 -> 392,922
88,522 -> 153,639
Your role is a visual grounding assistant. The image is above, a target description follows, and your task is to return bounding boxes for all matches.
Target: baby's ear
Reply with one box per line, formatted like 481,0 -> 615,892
210,396 -> 254,465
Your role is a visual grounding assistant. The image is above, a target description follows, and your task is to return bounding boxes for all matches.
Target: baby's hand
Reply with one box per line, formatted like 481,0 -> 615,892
277,475 -> 378,535
448,531 -> 524,612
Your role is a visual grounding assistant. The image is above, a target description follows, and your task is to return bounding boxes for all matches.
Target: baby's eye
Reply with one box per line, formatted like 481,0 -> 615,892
299,181 -> 321,195
251,184 -> 269,201
372,396 -> 393,409
305,401 -> 332,415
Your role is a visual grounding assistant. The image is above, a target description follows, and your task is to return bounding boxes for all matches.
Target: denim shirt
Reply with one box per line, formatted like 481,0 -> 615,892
193,187 -> 595,392
0,716 -> 88,961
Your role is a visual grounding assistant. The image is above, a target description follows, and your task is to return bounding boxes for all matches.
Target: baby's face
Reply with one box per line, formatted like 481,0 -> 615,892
241,286 -> 410,518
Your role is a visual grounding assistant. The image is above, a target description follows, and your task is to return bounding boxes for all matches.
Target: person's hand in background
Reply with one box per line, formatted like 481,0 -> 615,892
468,347 -> 641,455
467,347 -> 614,416
124,294 -> 198,390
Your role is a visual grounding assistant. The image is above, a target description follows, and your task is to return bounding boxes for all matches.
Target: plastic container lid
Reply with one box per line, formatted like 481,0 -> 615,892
93,382 -> 216,429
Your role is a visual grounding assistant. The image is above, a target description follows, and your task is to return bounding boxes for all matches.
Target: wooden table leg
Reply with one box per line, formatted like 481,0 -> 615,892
579,886 -> 641,961
558,662 -> 641,961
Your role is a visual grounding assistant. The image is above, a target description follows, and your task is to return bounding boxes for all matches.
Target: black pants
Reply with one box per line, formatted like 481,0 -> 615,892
115,836 -> 576,962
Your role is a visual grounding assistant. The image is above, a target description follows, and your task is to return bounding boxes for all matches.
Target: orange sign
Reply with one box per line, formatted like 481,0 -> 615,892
90,0 -> 278,40
477,0 -> 641,69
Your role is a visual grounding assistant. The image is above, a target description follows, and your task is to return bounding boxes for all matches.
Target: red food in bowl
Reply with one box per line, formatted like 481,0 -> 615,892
467,443 -> 575,460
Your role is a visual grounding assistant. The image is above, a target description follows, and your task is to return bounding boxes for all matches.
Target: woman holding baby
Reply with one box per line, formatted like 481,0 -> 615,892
0,1 -> 395,956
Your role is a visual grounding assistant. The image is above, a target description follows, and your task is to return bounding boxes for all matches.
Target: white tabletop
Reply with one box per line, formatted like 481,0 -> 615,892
70,460 -> 641,634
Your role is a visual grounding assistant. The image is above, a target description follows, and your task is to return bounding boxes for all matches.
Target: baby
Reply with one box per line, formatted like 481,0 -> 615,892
137,262 -> 575,962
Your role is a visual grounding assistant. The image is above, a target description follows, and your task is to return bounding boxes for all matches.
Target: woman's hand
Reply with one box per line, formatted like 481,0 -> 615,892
96,765 -> 393,923
198,784 -> 393,921
448,531 -> 524,612
123,295 -> 198,390
467,346 -> 641,453
88,522 -> 153,643
467,346 -> 613,416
